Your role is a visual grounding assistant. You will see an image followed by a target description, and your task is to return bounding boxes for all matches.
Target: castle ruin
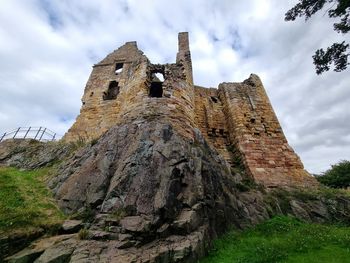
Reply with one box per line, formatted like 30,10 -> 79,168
64,32 -> 317,188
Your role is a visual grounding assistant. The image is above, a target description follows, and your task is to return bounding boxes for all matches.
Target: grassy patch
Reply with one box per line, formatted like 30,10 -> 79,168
109,208 -> 126,221
200,216 -> 350,263
291,186 -> 350,200
0,167 -> 65,236
78,227 -> 90,240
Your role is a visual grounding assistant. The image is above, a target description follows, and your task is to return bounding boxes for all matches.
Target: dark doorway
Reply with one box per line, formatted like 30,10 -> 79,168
103,81 -> 119,100
150,82 -> 163,97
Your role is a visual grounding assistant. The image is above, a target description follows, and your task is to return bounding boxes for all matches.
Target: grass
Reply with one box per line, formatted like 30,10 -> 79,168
0,167 -> 65,236
200,216 -> 350,263
78,227 -> 90,240
109,208 -> 126,221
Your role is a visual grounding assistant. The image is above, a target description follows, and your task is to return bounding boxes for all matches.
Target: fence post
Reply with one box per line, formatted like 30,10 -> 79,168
0,132 -> 6,142
39,128 -> 46,141
24,127 -> 31,139
34,127 -> 42,140
52,133 -> 56,141
13,127 -> 21,139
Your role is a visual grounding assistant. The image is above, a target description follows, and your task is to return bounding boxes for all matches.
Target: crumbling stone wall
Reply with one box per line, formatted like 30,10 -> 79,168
193,86 -> 232,164
64,34 -> 195,142
63,32 -> 317,188
217,77 -> 318,187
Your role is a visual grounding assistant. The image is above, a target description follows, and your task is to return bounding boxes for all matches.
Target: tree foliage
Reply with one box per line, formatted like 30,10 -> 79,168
317,160 -> 350,188
285,0 -> 350,74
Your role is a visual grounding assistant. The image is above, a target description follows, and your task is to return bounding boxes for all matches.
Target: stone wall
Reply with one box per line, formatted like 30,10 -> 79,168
64,34 -> 195,141
63,32 -> 317,188
217,75 -> 318,187
193,86 -> 232,165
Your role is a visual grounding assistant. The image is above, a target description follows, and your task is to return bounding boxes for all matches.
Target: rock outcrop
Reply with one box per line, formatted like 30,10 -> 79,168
0,139 -> 74,169
45,120 -> 246,261
2,133 -> 350,262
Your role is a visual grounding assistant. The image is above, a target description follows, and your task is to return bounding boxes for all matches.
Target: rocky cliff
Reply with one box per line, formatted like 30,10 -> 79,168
2,125 -> 350,262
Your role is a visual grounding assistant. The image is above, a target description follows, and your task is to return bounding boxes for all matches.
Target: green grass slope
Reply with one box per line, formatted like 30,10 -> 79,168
200,216 -> 350,263
0,167 -> 64,236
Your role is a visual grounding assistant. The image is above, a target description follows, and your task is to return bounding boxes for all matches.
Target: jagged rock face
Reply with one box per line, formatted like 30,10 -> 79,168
43,120 -> 251,261
0,139 -> 73,169
51,120 -> 242,233
3,132 -> 350,262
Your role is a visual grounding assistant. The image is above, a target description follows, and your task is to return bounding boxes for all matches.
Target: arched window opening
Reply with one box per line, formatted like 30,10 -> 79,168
115,63 -> 124,74
103,81 -> 119,100
149,72 -> 164,98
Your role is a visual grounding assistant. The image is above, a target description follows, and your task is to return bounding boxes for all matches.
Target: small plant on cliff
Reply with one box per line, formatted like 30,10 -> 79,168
316,160 -> 350,188
69,134 -> 89,151
109,208 -> 126,222
90,138 -> 98,146
78,227 -> 90,240
236,178 -> 258,192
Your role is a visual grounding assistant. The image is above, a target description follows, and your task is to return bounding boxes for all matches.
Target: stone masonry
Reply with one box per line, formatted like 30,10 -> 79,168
63,32 -> 317,188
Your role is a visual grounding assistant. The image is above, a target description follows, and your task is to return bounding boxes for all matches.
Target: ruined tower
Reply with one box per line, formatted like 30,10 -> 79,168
64,32 -> 317,188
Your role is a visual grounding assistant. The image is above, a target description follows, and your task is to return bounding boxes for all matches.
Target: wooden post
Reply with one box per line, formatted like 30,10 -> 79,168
52,133 -> 56,141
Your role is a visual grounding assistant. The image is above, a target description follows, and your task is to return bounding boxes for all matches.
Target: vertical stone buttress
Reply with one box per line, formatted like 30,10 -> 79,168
176,32 -> 193,85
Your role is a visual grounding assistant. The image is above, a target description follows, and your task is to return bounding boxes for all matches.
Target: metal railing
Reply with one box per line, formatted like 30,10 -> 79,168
0,127 -> 61,143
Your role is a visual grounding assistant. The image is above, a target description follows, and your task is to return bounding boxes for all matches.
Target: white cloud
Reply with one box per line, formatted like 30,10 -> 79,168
0,0 -> 349,174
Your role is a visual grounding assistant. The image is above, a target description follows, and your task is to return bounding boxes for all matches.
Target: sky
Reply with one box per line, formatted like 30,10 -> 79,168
0,0 -> 349,174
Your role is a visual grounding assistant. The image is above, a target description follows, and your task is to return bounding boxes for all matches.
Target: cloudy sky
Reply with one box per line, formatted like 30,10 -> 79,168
0,0 -> 349,174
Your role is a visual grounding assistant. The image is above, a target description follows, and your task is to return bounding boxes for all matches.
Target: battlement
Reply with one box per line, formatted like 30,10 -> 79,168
63,32 -> 318,188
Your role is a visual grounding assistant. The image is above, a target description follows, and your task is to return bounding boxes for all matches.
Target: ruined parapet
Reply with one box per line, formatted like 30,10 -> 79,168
64,33 -> 196,141
63,41 -> 148,141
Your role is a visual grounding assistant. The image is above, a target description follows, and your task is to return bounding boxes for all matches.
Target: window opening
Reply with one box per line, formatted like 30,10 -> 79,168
115,63 -> 124,74
149,72 -> 164,98
103,81 -> 119,100
154,72 -> 164,82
